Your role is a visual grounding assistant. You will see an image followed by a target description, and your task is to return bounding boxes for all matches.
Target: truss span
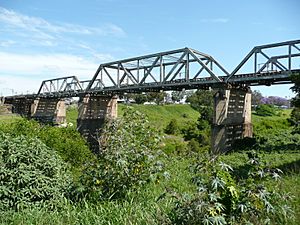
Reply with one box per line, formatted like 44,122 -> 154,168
86,47 -> 229,93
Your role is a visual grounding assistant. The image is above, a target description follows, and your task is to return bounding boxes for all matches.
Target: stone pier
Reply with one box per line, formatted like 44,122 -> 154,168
77,94 -> 118,153
31,98 -> 66,125
4,97 -> 34,117
212,87 -> 252,153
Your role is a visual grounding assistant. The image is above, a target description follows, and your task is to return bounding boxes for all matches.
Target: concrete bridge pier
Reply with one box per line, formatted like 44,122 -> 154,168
4,98 -> 35,117
77,94 -> 118,153
31,98 -> 66,124
212,87 -> 252,154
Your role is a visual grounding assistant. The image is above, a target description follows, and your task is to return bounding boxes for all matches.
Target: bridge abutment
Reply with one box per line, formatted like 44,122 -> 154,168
212,87 -> 252,153
31,98 -> 66,124
77,94 -> 118,153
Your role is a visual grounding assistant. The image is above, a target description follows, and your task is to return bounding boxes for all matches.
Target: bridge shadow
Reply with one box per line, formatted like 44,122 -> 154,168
231,159 -> 300,181
277,159 -> 300,175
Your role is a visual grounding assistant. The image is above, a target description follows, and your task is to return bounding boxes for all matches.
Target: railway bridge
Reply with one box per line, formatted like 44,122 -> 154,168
2,39 -> 300,153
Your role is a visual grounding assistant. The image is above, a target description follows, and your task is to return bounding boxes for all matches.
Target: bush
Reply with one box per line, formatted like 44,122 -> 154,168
0,133 -> 71,211
0,118 -> 94,176
290,107 -> 300,133
169,152 -> 293,224
255,104 -> 278,117
162,136 -> 187,155
72,107 -> 164,201
182,121 -> 210,147
165,119 -> 180,135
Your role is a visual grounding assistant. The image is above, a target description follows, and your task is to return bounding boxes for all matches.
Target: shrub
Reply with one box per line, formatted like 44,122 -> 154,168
290,107 -> 300,133
255,104 -> 278,117
165,119 -> 180,135
0,133 -> 71,211
0,118 -> 94,176
162,136 -> 187,155
169,151 -> 293,224
72,107 -> 164,201
182,121 -> 210,147
187,138 -> 204,154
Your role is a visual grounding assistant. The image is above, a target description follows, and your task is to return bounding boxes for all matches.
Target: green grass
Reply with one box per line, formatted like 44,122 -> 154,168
119,104 -> 199,130
0,114 -> 20,124
66,105 -> 78,126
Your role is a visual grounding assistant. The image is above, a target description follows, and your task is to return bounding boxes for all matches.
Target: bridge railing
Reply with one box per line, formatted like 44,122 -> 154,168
85,47 -> 229,91
226,39 -> 300,82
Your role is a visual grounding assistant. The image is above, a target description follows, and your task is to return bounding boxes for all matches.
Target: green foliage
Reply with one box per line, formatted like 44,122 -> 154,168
171,90 -> 185,102
66,105 -> 78,126
127,92 -> 167,105
165,119 -> 180,135
0,133 -> 71,211
162,136 -> 187,155
0,118 -> 94,176
73,107 -> 164,200
187,138 -> 209,154
290,73 -> 300,102
181,118 -> 211,147
290,107 -> 300,133
169,152 -> 293,224
290,107 -> 300,124
186,89 -> 214,113
133,93 -> 148,104
255,104 -> 279,117
256,130 -> 300,152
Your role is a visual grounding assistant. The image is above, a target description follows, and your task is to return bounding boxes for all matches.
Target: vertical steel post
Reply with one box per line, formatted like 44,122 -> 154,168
160,56 -> 163,82
288,45 -> 292,71
254,51 -> 257,73
185,53 -> 189,81
117,64 -> 120,87
100,69 -> 103,88
137,60 -> 140,83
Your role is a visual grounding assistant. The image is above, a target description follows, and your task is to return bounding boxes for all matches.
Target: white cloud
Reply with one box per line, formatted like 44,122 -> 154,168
0,51 -> 115,95
200,18 -> 229,23
0,40 -> 15,47
0,7 -> 126,39
0,51 -> 100,76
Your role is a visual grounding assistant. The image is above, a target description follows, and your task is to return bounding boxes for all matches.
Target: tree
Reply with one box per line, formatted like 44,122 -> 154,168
261,96 -> 289,106
186,89 -> 214,112
251,90 -> 263,106
133,94 -> 148,104
290,74 -> 300,132
291,74 -> 300,108
147,91 -> 167,105
171,90 -> 185,102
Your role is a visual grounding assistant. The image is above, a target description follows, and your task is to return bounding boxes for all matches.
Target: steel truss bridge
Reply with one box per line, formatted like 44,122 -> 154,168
5,39 -> 300,99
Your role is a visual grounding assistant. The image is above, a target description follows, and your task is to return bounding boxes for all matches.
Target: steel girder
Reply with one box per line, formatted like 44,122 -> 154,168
37,76 -> 83,97
86,47 -> 229,92
226,39 -> 300,82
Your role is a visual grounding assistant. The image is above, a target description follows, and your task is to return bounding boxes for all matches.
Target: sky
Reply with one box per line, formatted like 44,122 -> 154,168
0,0 -> 299,98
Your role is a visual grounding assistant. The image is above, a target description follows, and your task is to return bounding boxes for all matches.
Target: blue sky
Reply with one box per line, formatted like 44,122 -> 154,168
0,0 -> 299,97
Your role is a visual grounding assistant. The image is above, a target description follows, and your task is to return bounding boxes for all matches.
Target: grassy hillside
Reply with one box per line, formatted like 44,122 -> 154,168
119,104 -> 199,130
66,103 -> 200,130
